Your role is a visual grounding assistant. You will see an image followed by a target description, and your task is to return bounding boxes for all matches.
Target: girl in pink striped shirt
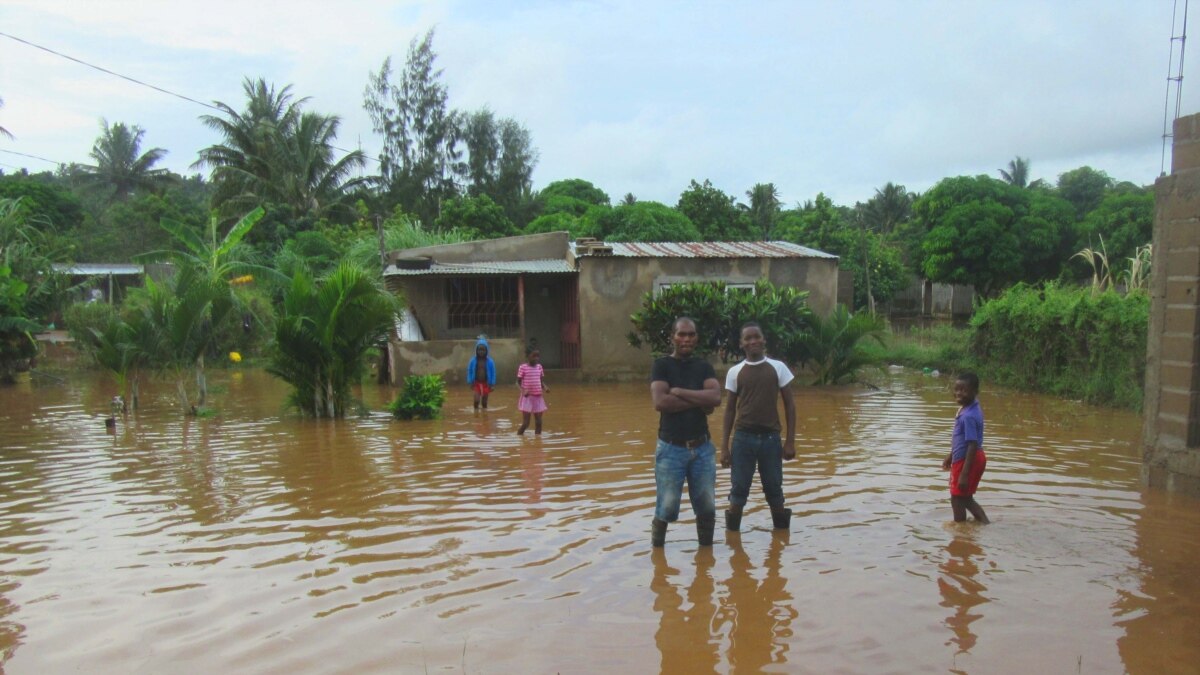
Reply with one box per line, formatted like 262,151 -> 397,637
517,348 -> 549,435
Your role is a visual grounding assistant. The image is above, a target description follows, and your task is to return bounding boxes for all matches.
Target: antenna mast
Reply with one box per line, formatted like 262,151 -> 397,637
1163,0 -> 1191,175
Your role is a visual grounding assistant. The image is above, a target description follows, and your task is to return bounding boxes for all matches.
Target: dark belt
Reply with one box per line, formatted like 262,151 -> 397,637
736,426 -> 779,436
659,433 -> 709,449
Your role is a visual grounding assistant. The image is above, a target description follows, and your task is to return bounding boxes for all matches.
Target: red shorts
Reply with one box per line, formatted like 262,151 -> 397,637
472,383 -> 492,396
950,449 -> 986,497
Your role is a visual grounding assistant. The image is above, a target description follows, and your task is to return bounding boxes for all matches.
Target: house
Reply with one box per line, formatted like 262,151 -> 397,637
383,232 -> 839,383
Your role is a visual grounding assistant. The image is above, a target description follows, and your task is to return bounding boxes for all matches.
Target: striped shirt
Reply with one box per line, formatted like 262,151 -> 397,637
517,363 -> 545,396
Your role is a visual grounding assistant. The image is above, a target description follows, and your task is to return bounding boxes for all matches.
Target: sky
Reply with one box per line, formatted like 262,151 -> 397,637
1,1 -> 1196,208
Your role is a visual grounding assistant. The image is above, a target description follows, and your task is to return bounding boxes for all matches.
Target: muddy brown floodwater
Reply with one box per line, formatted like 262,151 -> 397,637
0,368 -> 1198,673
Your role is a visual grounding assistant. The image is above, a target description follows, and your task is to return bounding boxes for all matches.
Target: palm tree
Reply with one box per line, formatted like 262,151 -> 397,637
268,262 -> 400,417
137,207 -> 276,410
860,182 -> 913,234
799,305 -> 886,385
196,78 -> 366,221
76,120 -> 173,200
999,156 -> 1031,188
745,183 -> 781,239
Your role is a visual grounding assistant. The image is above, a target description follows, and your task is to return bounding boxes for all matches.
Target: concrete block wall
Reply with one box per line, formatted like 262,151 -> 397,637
1143,112 -> 1200,495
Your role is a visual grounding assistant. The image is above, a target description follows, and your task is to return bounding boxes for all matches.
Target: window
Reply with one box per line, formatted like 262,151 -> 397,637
446,277 -> 520,335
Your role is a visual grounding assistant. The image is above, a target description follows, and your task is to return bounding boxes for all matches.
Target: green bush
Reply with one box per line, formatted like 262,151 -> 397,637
627,280 -> 813,364
390,374 -> 448,420
63,301 -> 118,350
970,283 -> 1148,409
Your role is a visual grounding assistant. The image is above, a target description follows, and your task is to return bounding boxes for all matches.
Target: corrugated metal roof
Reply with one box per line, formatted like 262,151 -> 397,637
384,259 -> 576,276
573,241 -> 837,259
52,263 -> 145,275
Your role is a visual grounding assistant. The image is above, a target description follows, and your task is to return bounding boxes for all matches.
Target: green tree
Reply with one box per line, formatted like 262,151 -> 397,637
539,178 -> 610,207
745,182 -> 781,239
365,29 -> 460,226
0,264 -> 39,383
999,156 -> 1031,188
522,210 -> 594,238
859,182 -> 913,234
137,207 -> 274,409
593,201 -> 700,242
0,174 -> 84,231
776,193 -> 845,252
75,120 -> 173,201
800,305 -> 885,385
198,78 -> 366,229
459,109 -> 538,223
627,280 -> 813,365
914,176 -> 1074,296
0,197 -> 70,323
1056,166 -> 1113,218
268,263 -> 400,417
677,179 -> 752,241
1074,189 -> 1154,269
435,193 -> 516,239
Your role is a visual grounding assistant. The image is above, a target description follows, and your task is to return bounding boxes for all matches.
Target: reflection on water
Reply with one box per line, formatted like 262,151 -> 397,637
0,368 -> 1198,673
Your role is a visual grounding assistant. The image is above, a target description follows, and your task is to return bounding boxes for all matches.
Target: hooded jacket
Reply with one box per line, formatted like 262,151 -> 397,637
466,337 -> 497,386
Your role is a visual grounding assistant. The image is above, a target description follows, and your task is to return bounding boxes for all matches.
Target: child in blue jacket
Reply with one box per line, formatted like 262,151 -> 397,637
467,337 -> 497,410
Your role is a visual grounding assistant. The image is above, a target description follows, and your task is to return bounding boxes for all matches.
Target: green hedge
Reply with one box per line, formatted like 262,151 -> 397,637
969,283 -> 1148,409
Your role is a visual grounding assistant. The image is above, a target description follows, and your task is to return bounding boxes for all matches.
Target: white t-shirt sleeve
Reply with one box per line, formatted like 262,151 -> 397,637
725,361 -> 743,393
769,358 -> 795,387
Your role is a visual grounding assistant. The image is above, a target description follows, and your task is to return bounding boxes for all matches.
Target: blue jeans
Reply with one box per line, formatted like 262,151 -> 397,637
654,439 -> 717,522
728,429 -> 784,508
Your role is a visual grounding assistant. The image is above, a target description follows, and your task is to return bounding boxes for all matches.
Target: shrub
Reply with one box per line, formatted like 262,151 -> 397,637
390,374 -> 448,420
627,280 -> 813,365
970,283 -> 1148,408
63,301 -> 118,352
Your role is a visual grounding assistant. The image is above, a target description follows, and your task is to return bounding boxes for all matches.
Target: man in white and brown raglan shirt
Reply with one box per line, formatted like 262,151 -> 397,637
719,321 -> 797,531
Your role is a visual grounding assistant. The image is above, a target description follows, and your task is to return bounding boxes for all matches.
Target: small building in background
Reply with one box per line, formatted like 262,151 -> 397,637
383,232 -> 839,382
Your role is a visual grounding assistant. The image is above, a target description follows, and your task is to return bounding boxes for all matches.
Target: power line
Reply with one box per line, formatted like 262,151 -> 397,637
0,31 -> 222,112
0,148 -> 62,166
0,31 -> 378,166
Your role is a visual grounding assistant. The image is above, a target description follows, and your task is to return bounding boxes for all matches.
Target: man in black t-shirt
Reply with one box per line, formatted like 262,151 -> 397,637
649,317 -> 722,547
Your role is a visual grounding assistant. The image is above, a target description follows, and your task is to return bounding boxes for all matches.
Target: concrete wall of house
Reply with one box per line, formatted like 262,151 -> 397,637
575,255 -> 839,378
1143,112 -> 1200,497
389,337 -> 523,387
390,231 -> 569,264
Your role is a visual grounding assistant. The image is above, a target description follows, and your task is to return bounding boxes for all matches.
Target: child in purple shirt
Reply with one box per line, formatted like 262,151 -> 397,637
941,372 -> 990,524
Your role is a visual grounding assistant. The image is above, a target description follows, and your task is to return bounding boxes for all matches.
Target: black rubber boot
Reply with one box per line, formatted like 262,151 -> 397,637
725,509 -> 742,532
697,513 -> 716,546
771,507 -> 792,531
651,518 -> 668,547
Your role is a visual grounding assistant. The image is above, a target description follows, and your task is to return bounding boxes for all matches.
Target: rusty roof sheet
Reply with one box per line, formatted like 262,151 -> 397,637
573,241 -> 837,259
384,259 -> 575,276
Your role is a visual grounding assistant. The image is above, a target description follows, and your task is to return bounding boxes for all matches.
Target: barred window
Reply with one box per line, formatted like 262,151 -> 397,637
446,277 -> 520,334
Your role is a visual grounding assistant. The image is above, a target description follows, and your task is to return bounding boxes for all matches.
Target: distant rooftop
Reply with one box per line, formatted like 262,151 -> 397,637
384,259 -> 575,276
572,240 -> 837,259
52,263 -> 144,275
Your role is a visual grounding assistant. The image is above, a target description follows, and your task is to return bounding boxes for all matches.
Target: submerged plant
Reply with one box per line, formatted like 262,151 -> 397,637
390,374 -> 448,420
268,262 -> 400,417
799,305 -> 886,385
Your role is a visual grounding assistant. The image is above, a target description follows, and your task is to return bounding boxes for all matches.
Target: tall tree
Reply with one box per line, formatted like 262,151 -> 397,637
860,182 -> 913,234
677,179 -> 751,241
365,29 -> 460,226
459,109 -> 538,223
745,183 -> 781,239
1056,166 -> 1114,218
999,156 -> 1031,188
76,120 -> 173,201
197,78 -> 365,226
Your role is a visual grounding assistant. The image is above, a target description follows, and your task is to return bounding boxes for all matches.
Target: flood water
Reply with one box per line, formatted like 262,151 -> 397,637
1,366 -> 1198,674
